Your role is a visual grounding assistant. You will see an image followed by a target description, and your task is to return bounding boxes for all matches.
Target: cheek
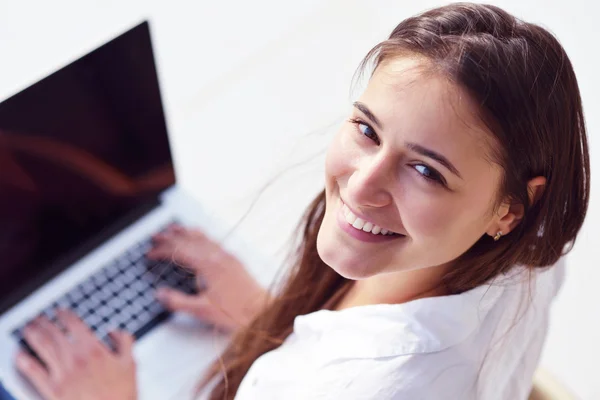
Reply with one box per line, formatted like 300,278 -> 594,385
402,195 -> 453,238
325,127 -> 354,182
402,192 -> 491,242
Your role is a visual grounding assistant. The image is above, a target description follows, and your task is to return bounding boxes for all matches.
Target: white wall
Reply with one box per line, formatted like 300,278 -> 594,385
0,0 -> 598,398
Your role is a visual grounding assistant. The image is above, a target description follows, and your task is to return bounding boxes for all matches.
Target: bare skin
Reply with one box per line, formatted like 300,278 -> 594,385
148,224 -> 271,331
14,57 -> 545,398
16,225 -> 269,399
15,310 -> 136,400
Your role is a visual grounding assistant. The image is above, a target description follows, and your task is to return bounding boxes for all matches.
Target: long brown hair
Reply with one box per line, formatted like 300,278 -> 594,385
198,3 -> 590,398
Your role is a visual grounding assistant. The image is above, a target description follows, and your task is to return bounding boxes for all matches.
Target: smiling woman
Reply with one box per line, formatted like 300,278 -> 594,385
196,3 -> 589,399
320,58 -> 513,286
13,3 -> 590,400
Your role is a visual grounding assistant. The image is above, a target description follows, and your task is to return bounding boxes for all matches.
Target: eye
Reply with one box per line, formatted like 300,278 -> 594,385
349,118 -> 380,145
412,164 -> 447,186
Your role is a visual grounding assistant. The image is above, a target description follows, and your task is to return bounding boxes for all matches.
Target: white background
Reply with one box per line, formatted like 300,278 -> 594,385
0,0 -> 597,398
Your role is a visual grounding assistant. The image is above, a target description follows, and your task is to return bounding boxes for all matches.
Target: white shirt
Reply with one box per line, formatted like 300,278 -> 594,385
235,260 -> 565,400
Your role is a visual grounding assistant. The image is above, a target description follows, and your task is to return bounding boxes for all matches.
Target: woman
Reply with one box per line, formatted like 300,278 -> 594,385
15,3 -> 589,399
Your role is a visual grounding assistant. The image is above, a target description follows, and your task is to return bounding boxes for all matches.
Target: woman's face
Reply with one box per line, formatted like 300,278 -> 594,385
317,57 -> 505,280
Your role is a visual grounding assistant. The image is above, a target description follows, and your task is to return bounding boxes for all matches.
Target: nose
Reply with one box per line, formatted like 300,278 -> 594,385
346,152 -> 394,208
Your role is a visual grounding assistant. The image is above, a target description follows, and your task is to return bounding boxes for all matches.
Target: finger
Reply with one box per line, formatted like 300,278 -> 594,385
35,316 -> 73,373
15,351 -> 56,400
166,224 -> 186,234
187,227 -> 209,239
156,289 -> 229,327
36,316 -> 70,350
156,223 -> 190,240
150,231 -> 177,245
146,244 -> 175,261
58,310 -> 109,367
23,319 -> 62,372
108,331 -> 135,359
57,310 -> 102,350
149,241 -> 200,270
188,231 -> 219,252
152,223 -> 189,244
155,288 -> 204,315
147,236 -> 185,262
185,295 -> 241,331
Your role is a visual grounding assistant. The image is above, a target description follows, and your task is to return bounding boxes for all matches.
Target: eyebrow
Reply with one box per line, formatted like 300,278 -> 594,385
353,101 -> 462,179
353,101 -> 383,129
406,142 -> 463,179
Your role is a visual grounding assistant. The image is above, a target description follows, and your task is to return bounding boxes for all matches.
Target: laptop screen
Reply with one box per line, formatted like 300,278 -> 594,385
0,21 -> 175,314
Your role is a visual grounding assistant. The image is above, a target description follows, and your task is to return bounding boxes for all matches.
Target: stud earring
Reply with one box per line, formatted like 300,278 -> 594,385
493,231 -> 503,241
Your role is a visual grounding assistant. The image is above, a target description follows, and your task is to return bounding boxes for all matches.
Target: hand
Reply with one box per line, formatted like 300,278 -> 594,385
147,224 -> 271,332
15,310 -> 137,400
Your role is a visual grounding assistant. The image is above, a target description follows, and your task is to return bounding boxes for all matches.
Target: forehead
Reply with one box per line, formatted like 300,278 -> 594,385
360,57 -> 500,179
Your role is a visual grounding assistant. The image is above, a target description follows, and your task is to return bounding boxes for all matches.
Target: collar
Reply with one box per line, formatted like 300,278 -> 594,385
291,282 -> 506,359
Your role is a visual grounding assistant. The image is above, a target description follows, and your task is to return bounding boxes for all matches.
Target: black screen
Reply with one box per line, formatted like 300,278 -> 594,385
0,21 -> 175,313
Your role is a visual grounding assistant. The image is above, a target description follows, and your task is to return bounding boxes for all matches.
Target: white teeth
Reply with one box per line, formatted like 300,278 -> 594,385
342,204 -> 398,236
352,218 -> 365,229
345,210 -> 356,225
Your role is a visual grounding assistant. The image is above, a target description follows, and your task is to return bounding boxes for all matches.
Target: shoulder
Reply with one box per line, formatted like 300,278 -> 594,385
301,350 -> 479,400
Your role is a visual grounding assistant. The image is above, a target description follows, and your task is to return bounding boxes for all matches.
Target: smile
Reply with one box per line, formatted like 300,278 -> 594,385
337,202 -> 406,243
342,204 -> 397,235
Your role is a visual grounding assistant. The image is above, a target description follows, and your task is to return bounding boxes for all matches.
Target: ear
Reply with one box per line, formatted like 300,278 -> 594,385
487,176 -> 546,238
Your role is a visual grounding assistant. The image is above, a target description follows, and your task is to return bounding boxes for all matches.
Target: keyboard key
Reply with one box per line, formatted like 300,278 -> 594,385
14,222 -> 195,363
106,296 -> 124,310
105,263 -> 122,279
55,296 -> 72,310
81,280 -> 97,296
127,300 -> 144,316
99,285 -> 116,299
74,302 -> 89,317
91,272 -> 108,286
84,313 -> 102,327
131,280 -> 149,293
117,257 -> 130,269
110,277 -> 125,292
68,288 -> 85,303
96,305 -> 113,318
147,301 -> 165,315
120,289 -> 137,302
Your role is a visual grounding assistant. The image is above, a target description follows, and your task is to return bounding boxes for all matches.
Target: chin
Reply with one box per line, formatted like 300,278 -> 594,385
316,222 -> 377,280
330,263 -> 375,280
318,251 -> 374,280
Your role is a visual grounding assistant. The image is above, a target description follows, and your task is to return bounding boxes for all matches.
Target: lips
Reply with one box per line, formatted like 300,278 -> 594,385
342,204 -> 398,236
341,200 -> 404,235
336,201 -> 406,243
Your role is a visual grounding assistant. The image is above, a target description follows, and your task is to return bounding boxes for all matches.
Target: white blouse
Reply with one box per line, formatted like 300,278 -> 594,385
234,259 -> 565,400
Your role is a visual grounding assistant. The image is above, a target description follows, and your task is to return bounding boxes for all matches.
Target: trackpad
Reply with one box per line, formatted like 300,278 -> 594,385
134,314 -> 230,400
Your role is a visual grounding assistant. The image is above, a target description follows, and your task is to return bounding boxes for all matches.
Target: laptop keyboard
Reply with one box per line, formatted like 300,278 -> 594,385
12,223 -> 200,356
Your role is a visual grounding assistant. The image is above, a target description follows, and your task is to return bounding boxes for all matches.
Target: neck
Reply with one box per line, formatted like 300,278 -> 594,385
333,263 -> 450,311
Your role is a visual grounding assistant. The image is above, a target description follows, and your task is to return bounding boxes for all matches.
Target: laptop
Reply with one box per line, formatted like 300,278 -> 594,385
0,21 -> 234,399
